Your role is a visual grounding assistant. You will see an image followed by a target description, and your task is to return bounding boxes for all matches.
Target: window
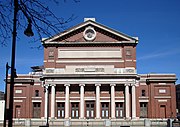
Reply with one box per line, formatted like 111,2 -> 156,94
35,90 -> 39,97
140,102 -> 148,118
15,105 -> 21,118
33,103 -> 41,118
71,103 -> 79,119
57,103 -> 65,118
101,103 -> 109,119
116,102 -> 124,118
86,101 -> 95,118
126,49 -> 132,59
48,50 -> 54,58
141,90 -> 146,96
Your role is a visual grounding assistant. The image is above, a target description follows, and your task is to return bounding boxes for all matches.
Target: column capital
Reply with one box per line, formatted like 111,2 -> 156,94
131,83 -> 136,87
64,84 -> 70,87
79,84 -> 85,87
50,83 -> 56,87
44,84 -> 50,87
95,83 -> 101,87
125,83 -> 130,86
110,83 -> 116,86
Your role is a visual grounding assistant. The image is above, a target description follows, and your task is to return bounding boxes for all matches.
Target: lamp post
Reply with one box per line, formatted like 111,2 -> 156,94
8,0 -> 34,127
3,63 -> 11,127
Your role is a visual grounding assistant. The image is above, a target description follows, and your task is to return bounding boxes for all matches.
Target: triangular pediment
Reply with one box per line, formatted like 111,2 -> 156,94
42,19 -> 138,45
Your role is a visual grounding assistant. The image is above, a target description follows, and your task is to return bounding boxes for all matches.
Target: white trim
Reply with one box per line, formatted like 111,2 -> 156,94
43,21 -> 134,42
15,90 -> 22,93
32,97 -> 42,99
154,96 -> 171,99
100,100 -> 110,102
125,60 -> 133,62
158,100 -> 167,102
115,97 -> 124,99
14,97 -> 26,99
70,97 -> 80,99
15,83 -> 22,86
56,59 -> 124,63
34,83 -> 41,86
56,97 -> 65,99
84,97 -> 96,100
48,60 -> 55,62
100,97 -> 110,99
32,100 -> 42,102
158,83 -> 166,85
56,100 -> 65,102
14,100 -> 23,102
47,78 -> 136,84
139,100 -> 149,102
70,100 -> 80,102
139,97 -> 149,99
115,100 -> 124,102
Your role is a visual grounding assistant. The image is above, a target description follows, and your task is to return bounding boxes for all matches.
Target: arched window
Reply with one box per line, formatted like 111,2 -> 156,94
142,90 -> 146,96
35,90 -> 39,97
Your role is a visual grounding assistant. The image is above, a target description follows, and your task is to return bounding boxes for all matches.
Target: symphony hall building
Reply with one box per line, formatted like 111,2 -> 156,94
7,18 -> 177,120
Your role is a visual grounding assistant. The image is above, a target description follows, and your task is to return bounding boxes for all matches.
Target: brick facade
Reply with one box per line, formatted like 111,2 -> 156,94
7,18 -> 177,120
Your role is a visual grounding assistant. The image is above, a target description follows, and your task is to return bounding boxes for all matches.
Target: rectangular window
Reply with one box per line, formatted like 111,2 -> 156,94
126,49 -> 132,59
48,49 -> 54,58
101,103 -> 109,119
15,105 -> 21,118
57,103 -> 65,118
71,102 -> 79,119
86,101 -> 95,119
35,90 -> 39,97
115,102 -> 124,118
33,103 -> 41,118
140,102 -> 148,118
142,90 -> 146,96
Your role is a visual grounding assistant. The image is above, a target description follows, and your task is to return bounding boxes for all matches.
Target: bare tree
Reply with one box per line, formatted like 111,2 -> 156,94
0,0 -> 79,47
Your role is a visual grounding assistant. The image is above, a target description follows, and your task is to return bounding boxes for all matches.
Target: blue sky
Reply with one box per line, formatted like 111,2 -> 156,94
0,0 -> 180,91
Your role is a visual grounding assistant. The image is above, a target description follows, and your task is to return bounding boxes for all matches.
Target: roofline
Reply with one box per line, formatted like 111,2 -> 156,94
42,20 -> 138,43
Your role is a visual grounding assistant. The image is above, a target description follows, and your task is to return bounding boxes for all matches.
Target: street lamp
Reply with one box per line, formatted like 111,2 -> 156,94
3,63 -> 10,127
8,0 -> 34,127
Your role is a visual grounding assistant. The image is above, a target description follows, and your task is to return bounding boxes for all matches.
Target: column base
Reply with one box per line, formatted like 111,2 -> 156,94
79,117 -> 85,119
132,117 -> 139,120
125,117 -> 131,120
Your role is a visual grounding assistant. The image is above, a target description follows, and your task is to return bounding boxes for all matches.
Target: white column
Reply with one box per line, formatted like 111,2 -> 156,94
51,84 -> 56,118
79,84 -> 85,119
64,84 -> 70,119
110,84 -> 116,119
44,84 -> 49,118
132,84 -> 136,119
95,83 -> 101,119
125,84 -> 130,119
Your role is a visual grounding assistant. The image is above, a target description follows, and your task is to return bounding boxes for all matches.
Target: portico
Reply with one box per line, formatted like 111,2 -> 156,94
43,75 -> 138,120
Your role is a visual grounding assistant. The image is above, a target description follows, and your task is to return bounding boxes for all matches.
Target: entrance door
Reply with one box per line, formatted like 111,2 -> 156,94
33,103 -> 41,118
57,103 -> 65,118
86,101 -> 95,118
140,102 -> 148,118
116,102 -> 124,118
160,105 -> 166,118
